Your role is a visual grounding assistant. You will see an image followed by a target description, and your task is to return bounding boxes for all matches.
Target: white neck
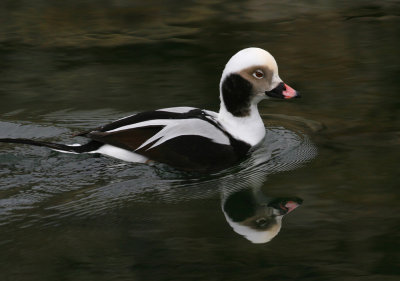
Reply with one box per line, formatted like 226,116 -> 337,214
217,101 -> 266,147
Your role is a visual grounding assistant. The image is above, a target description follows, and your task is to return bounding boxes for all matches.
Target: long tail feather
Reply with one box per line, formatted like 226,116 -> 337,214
0,138 -> 103,153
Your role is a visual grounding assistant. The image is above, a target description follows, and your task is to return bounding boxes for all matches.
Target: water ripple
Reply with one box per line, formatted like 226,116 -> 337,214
0,121 -> 317,227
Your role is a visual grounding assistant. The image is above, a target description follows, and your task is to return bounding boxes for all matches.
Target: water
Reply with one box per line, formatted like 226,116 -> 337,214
1,1 -> 399,280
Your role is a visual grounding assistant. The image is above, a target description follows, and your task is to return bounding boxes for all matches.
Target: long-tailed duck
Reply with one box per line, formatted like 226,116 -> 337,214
0,47 -> 299,172
222,187 -> 303,244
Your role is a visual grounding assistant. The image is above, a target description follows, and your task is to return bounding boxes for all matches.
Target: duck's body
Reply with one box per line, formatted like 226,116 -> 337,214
84,106 -> 252,171
0,47 -> 299,172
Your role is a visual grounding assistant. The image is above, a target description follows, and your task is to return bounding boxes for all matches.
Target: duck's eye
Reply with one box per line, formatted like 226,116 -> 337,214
255,217 -> 269,227
253,70 -> 264,79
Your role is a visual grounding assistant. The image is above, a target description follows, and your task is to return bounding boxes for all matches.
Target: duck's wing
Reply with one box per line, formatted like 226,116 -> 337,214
75,107 -> 198,137
77,108 -> 250,171
81,108 -> 229,152
99,107 -> 200,132
86,125 -> 164,152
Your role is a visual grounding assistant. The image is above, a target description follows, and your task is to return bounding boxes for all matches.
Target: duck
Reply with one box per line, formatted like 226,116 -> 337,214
222,187 -> 303,244
0,47 -> 299,172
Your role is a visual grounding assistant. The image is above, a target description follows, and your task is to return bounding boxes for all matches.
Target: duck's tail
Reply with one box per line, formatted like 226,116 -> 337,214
0,138 -> 102,153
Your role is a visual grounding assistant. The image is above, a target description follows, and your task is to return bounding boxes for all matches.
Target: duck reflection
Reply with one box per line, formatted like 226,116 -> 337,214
222,187 -> 302,244
30,126 -> 314,245
214,125 -> 316,243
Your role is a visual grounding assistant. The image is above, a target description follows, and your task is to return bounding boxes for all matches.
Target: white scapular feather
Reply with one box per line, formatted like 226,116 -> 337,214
156,107 -> 197,113
106,118 -> 230,151
90,144 -> 149,163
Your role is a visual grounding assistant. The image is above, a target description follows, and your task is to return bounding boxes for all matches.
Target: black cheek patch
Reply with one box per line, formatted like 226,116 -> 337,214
221,73 -> 253,117
223,189 -> 257,222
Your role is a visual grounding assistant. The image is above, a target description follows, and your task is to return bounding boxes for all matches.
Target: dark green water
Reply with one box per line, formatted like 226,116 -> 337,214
1,1 -> 399,280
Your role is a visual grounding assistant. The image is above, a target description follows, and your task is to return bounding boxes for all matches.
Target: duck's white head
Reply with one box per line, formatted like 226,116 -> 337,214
219,47 -> 299,117
222,188 -> 303,244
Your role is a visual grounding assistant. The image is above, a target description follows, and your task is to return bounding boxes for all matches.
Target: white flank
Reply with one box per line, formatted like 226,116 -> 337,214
90,144 -> 149,163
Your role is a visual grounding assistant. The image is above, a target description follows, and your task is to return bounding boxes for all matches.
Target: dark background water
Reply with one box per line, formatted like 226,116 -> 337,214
0,1 -> 399,280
